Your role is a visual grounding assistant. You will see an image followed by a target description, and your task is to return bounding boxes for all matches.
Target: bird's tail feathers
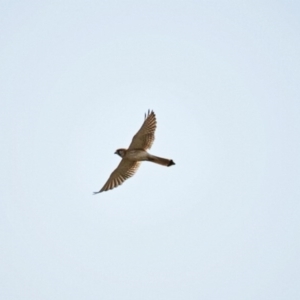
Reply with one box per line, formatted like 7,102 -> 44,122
148,155 -> 175,167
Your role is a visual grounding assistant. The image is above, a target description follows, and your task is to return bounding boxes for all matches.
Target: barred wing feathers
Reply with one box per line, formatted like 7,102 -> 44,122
94,159 -> 141,193
128,110 -> 157,151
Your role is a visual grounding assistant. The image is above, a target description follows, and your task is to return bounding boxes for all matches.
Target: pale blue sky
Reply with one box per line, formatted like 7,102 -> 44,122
1,1 -> 300,299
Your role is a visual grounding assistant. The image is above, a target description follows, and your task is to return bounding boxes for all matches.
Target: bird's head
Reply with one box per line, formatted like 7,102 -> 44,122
115,148 -> 127,158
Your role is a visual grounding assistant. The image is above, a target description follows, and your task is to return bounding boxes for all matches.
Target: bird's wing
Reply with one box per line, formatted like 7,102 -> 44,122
94,159 -> 141,193
128,110 -> 157,150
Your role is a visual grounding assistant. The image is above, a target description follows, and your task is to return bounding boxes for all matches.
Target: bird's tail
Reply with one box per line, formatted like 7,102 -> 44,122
148,154 -> 175,167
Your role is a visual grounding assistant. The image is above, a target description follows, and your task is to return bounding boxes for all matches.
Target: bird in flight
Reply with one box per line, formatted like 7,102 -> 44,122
94,110 -> 175,194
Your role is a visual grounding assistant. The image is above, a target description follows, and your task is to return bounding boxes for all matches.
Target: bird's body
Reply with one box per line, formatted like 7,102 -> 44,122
117,149 -> 149,161
94,110 -> 175,194
115,148 -> 174,166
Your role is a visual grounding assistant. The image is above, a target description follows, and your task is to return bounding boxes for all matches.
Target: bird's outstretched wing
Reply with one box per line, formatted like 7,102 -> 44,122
128,110 -> 157,151
94,159 -> 141,193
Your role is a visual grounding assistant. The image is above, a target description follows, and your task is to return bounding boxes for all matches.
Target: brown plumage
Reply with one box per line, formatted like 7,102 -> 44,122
128,110 -> 157,151
94,110 -> 175,194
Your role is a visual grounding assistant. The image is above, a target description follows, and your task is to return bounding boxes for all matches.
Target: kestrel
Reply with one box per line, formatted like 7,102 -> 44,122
94,110 -> 175,194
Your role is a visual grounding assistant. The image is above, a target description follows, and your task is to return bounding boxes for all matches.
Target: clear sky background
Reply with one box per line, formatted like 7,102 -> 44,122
1,1 -> 299,299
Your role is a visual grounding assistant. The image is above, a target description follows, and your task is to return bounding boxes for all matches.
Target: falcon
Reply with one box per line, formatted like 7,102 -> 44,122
94,110 -> 175,194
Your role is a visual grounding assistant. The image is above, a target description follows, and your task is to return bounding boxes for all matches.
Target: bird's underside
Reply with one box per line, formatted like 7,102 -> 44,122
94,110 -> 175,194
